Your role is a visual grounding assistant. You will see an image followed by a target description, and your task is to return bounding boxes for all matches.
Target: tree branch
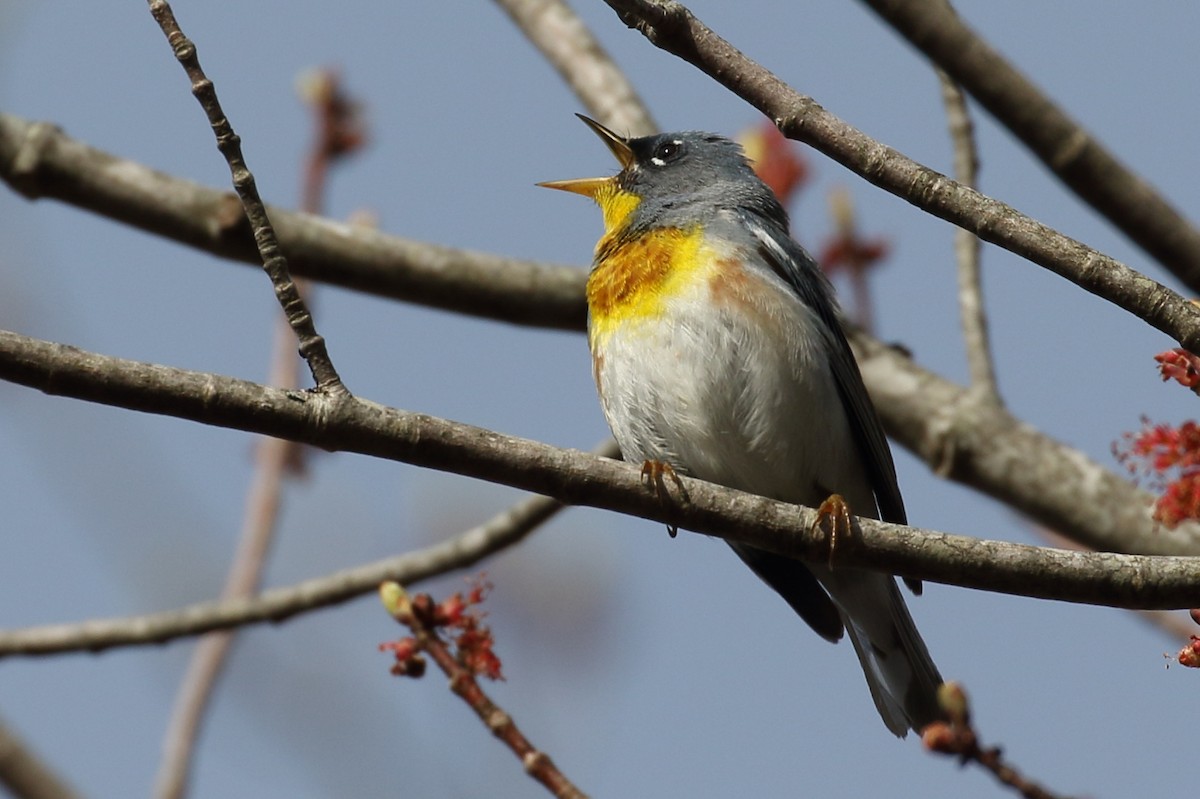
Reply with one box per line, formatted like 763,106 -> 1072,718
145,0 -> 346,395
859,0 -> 1200,291
0,113 -> 585,331
2,116 -> 1196,555
937,71 -> 999,402
597,0 -> 1200,353
493,0 -> 656,137
850,331 -> 1200,557
0,714 -> 81,799
0,481 -> 587,658
2,328 -> 1199,617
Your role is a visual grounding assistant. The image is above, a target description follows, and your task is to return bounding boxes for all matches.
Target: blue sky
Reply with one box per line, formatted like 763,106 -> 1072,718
2,2 -> 1198,797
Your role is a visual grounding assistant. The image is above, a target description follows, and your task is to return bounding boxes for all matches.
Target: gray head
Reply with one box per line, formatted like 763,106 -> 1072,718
539,115 -> 788,234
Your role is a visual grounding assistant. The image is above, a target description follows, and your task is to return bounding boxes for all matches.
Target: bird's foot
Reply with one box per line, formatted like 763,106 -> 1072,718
813,493 -> 854,569
641,459 -> 688,538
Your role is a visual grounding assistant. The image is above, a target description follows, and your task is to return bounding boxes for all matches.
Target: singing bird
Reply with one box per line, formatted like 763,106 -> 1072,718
540,116 -> 943,735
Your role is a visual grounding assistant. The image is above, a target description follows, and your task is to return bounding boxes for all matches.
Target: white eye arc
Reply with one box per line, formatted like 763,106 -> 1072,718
649,139 -> 684,167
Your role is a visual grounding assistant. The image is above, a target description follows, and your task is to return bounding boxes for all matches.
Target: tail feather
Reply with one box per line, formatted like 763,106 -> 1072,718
812,564 -> 943,736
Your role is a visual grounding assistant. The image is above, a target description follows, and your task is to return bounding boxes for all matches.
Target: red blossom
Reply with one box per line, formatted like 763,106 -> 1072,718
379,637 -> 426,677
1154,473 -> 1200,527
738,120 -> 809,205
1178,637 -> 1200,668
1116,419 -> 1200,526
1154,348 -> 1200,392
457,626 -> 504,681
381,575 -> 503,681
818,235 -> 891,274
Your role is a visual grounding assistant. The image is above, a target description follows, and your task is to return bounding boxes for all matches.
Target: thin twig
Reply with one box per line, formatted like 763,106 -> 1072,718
145,0 -> 347,396
381,584 -> 589,799
0,449 -> 610,658
924,683 -> 1071,799
153,432 -> 291,799
152,67 -> 364,799
493,0 -> 656,137
597,0 -> 1200,355
859,0 -> 1200,291
0,714 -> 81,799
937,70 -> 1000,402
3,329 -> 1200,620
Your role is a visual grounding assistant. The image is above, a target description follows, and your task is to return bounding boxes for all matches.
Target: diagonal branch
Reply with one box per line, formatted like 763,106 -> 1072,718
0,482 -> 587,658
597,0 -> 1200,354
849,331 -> 1200,557
859,0 -> 1200,291
0,714 -> 81,799
2,328 -> 1200,617
146,0 -> 345,395
493,0 -> 656,137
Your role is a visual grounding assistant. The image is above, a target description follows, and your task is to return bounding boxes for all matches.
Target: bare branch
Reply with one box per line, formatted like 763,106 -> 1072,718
2,328 -> 1200,618
937,71 -> 1000,402
146,0 -> 346,394
0,477 -> 591,658
860,0 -> 1200,291
2,115 -> 1196,554
493,0 -> 656,137
0,113 -> 586,331
0,115 -> 1191,556
0,714 -> 81,799
597,0 -> 1200,353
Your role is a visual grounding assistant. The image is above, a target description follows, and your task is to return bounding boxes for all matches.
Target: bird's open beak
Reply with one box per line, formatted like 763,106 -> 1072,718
537,114 -> 634,198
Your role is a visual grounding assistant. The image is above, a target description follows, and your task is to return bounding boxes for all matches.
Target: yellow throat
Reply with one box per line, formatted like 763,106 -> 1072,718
585,182 -> 705,337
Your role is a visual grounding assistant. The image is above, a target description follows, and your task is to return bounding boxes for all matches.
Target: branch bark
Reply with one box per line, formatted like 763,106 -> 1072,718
597,0 -> 1200,353
0,113 -> 587,331
860,0 -> 1200,291
0,484 -> 582,658
937,71 -> 999,402
1,118 -> 1194,560
2,328 -> 1199,614
0,715 -> 80,799
493,0 -> 656,137
146,0 -> 346,396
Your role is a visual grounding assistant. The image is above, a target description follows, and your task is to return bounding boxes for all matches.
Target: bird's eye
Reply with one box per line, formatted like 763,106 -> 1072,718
650,139 -> 683,166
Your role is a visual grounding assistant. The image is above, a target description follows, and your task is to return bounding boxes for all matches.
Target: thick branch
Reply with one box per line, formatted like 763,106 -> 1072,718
860,0 -> 1200,291
0,113 -> 587,331
598,0 -> 1200,353
0,118 -> 1192,557
850,332 -> 1200,558
2,328 -> 1200,612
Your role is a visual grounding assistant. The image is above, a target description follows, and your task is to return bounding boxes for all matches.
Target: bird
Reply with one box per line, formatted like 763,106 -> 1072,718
539,115 -> 943,736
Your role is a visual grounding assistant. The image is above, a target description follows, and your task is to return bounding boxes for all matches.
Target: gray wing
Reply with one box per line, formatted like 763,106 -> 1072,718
736,209 -> 907,529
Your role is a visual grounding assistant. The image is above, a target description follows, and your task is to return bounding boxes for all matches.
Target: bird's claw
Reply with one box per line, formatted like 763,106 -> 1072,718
641,460 -> 687,537
813,493 -> 854,569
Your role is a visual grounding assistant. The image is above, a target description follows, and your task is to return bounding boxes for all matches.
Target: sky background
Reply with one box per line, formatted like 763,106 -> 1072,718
2,2 -> 1198,797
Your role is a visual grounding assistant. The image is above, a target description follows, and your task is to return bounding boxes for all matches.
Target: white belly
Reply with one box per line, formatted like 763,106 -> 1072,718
590,272 -> 874,512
